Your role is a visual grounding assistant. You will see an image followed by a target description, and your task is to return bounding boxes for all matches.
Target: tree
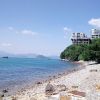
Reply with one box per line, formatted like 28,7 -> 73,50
60,38 -> 100,63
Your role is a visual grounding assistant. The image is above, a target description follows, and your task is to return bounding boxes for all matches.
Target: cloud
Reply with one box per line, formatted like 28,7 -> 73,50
8,27 -> 14,31
8,27 -> 38,36
88,18 -> 100,28
1,43 -> 12,47
63,27 -> 72,38
21,30 -> 36,35
63,27 -> 72,34
16,30 -> 37,35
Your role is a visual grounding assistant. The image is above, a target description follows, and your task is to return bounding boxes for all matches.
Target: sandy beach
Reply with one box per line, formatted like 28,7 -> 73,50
1,61 -> 100,100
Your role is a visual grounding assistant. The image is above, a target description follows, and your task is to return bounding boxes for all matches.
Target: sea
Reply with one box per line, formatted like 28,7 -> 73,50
0,57 -> 78,94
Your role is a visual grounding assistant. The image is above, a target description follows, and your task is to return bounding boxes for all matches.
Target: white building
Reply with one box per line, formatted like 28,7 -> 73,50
91,29 -> 100,39
71,32 -> 91,45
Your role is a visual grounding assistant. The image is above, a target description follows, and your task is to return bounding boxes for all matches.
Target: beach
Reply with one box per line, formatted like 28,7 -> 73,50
1,61 -> 100,100
0,58 -> 78,95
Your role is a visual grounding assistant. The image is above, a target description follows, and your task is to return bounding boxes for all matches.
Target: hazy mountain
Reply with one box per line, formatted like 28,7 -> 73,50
14,53 -> 38,58
0,51 -> 49,58
36,55 -> 50,59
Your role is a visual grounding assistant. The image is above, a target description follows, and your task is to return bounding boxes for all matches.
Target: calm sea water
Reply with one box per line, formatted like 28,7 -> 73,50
0,57 -> 78,93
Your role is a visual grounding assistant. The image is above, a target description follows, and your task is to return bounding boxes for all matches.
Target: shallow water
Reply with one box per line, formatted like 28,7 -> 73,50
0,57 -> 78,94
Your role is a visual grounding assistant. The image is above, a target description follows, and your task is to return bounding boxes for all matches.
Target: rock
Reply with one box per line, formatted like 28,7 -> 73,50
0,94 -> 4,97
36,81 -> 42,84
72,85 -> 78,89
58,74 -> 61,76
53,75 -> 56,78
90,69 -> 98,72
56,85 -> 67,92
45,83 -> 55,95
2,89 -> 8,93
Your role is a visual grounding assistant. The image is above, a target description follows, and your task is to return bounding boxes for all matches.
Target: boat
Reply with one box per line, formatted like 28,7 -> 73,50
2,56 -> 9,59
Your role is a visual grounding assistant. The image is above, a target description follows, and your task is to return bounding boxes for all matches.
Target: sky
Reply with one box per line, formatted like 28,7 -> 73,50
0,0 -> 100,56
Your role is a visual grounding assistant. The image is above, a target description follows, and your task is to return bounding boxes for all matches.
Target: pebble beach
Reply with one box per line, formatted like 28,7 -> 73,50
1,61 -> 100,100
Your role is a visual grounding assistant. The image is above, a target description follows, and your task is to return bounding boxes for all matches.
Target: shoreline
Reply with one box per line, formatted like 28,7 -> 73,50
0,61 -> 82,96
2,61 -> 100,100
0,59 -> 79,96
1,61 -> 86,97
15,61 -> 86,94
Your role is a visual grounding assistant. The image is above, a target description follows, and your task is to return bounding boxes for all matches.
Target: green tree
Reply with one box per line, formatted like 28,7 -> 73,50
60,38 -> 100,63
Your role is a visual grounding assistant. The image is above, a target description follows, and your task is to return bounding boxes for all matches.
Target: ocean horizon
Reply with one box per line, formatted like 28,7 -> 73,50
0,57 -> 78,94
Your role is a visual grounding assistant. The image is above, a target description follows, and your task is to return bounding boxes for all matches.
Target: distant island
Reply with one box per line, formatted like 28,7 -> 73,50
0,51 -> 53,59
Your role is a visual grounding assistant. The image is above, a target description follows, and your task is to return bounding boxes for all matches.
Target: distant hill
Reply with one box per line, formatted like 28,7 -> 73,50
14,53 -> 38,58
0,51 -> 60,59
0,51 -> 49,59
36,55 -> 49,59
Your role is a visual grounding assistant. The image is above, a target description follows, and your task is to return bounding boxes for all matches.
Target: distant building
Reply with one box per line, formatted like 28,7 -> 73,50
71,32 -> 91,45
91,29 -> 100,39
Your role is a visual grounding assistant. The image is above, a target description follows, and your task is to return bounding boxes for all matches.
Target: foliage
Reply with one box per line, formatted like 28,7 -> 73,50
60,38 -> 100,63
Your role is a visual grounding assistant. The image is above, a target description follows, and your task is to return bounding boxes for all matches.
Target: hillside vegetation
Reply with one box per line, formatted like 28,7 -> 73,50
60,38 -> 100,63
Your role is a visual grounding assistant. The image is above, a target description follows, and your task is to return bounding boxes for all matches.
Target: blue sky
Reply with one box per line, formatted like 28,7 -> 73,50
0,0 -> 100,56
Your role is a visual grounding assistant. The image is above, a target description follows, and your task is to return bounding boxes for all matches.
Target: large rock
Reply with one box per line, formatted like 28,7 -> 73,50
45,83 -> 55,95
45,83 -> 67,96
